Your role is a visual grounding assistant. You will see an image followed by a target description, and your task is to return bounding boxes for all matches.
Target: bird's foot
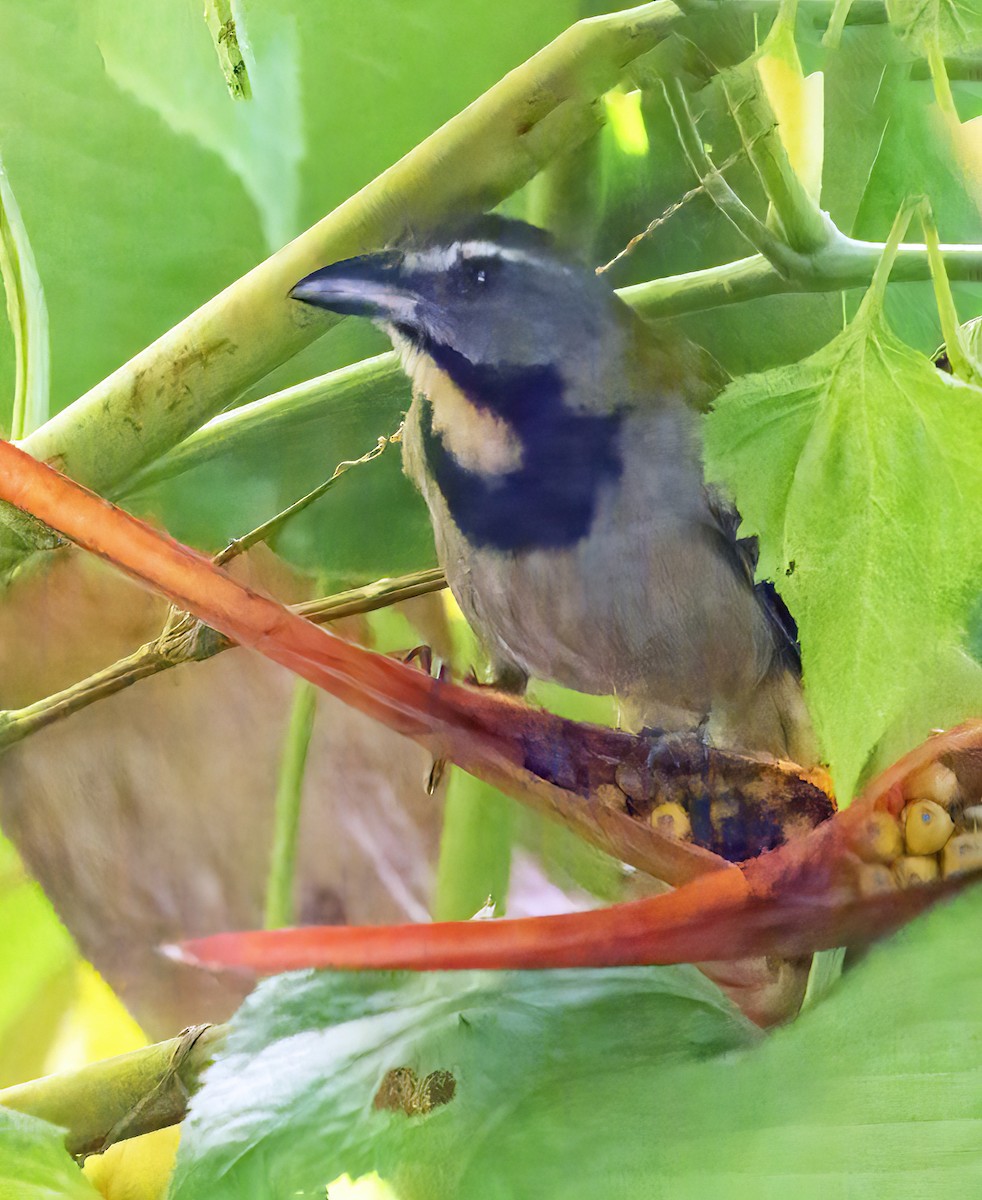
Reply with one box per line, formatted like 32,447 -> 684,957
462,662 -> 529,696
641,719 -> 712,779
615,721 -> 712,811
402,644 -> 452,682
401,645 -> 449,791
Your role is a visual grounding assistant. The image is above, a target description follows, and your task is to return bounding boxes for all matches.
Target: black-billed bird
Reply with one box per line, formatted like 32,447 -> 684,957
291,216 -> 817,765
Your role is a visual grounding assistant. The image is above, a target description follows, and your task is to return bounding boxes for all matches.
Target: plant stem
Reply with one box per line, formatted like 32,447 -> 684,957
821,0 -> 855,47
661,77 -> 798,269
432,771 -> 515,921
202,0 -> 251,100
926,39 -> 958,120
0,568 -> 446,753
625,237 -> 982,317
919,200 -> 982,385
719,60 -> 830,255
264,680 -> 318,929
213,430 -> 397,566
0,1024 -> 224,1158
0,156 -> 48,439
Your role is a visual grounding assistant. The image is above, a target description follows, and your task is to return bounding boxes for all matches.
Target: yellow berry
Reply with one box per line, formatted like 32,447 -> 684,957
649,801 -> 691,841
892,855 -> 939,888
851,811 -> 904,863
857,863 -> 897,896
941,832 -> 982,879
903,762 -> 960,808
904,800 -> 954,855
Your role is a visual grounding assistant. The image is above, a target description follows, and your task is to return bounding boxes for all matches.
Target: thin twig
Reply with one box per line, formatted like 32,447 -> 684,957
660,76 -> 802,273
596,144 -> 751,275
0,568 -> 446,753
213,426 -> 400,566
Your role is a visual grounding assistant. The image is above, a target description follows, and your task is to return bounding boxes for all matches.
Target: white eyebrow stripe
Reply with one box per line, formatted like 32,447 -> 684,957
405,239 -> 564,273
459,239 -> 559,268
409,245 -> 461,272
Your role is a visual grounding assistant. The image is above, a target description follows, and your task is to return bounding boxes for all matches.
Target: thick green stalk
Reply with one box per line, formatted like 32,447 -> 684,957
123,353 -> 403,494
0,1024 -> 224,1157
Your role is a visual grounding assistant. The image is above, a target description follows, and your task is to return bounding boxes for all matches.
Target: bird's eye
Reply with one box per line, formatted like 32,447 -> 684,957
461,257 -> 493,289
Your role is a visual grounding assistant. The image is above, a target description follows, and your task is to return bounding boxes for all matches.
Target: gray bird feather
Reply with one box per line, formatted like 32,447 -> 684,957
292,216 -> 817,765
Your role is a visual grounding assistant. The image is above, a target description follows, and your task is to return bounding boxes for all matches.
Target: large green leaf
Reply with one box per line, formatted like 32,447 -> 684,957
887,0 -> 982,56
0,1107 -> 99,1199
172,885 -> 982,1200
171,963 -> 754,1200
704,288 -> 982,799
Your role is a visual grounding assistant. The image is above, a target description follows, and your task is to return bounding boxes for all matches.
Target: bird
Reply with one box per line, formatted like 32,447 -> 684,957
291,215 -> 817,766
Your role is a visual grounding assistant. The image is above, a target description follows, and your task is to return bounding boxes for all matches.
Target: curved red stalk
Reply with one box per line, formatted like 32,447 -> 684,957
0,438 -> 972,977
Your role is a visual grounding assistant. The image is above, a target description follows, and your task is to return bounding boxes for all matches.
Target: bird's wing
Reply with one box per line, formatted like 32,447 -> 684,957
703,485 -> 802,674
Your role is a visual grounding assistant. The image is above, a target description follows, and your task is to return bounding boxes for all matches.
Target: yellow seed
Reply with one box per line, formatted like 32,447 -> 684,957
941,832 -> 982,879
851,811 -> 904,863
649,802 -> 691,841
903,762 -> 960,808
892,855 -> 940,888
858,863 -> 898,896
904,800 -> 954,855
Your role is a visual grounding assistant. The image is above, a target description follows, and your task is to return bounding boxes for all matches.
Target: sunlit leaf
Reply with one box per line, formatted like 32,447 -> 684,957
887,0 -> 982,56
704,283 -> 982,798
757,9 -> 825,202
171,964 -> 753,1200
173,885 -> 982,1199
0,1107 -> 100,1198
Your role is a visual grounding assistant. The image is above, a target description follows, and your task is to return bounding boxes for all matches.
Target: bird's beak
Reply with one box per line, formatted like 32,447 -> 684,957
290,250 -> 417,322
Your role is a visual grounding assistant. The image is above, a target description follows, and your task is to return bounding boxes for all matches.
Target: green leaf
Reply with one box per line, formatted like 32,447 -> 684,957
171,965 -> 754,1200
851,77 -> 982,352
0,1107 -> 100,1198
886,0 -> 982,57
91,0 -> 296,250
704,293 -> 982,799
172,886 -> 982,1200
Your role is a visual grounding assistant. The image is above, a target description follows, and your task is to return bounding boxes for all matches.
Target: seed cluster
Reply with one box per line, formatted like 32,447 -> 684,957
852,762 -> 981,895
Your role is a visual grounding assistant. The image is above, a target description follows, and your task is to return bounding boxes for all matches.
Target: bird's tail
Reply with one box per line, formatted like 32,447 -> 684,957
711,666 -> 820,769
